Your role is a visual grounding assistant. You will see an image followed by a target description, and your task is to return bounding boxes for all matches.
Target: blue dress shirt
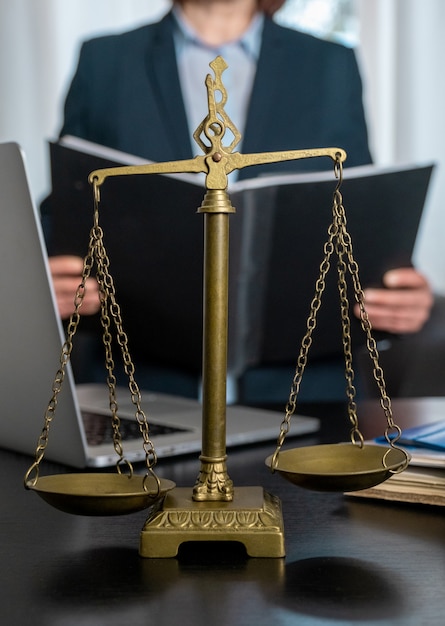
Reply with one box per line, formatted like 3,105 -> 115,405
172,6 -> 263,154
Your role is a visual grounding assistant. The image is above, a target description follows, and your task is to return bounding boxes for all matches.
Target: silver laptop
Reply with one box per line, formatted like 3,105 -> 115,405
0,142 -> 319,468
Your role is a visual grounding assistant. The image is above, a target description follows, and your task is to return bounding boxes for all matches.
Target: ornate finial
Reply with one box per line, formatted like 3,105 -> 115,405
193,56 -> 241,156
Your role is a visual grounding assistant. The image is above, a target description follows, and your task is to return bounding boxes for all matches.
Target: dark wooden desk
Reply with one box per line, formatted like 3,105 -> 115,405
2,399 -> 444,625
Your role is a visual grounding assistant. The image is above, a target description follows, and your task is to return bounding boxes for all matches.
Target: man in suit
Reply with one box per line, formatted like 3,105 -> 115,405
58,1 -> 371,171
47,0 -> 434,401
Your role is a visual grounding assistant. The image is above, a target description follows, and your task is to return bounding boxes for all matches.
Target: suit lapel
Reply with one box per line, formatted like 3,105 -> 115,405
242,19 -> 291,155
144,13 -> 193,160
141,16 -> 297,164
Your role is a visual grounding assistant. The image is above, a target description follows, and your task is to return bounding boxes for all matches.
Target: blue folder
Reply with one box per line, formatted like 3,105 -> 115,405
376,421 -> 445,452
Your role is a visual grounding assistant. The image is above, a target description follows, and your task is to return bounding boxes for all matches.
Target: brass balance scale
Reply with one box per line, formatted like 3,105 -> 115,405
25,57 -> 409,558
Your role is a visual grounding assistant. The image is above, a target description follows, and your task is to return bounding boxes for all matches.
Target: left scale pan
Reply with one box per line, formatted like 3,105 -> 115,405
26,473 -> 176,516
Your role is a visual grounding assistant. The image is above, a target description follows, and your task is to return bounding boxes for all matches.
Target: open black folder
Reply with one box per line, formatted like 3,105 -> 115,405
44,136 -> 434,377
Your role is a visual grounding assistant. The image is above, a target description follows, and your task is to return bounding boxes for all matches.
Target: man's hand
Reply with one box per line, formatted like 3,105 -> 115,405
49,255 -> 101,320
355,268 -> 433,334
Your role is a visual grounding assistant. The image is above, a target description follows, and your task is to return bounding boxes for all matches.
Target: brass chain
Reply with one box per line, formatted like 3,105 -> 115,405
271,156 -> 404,470
91,182 -> 159,490
26,180 -> 160,493
24,225 -> 96,486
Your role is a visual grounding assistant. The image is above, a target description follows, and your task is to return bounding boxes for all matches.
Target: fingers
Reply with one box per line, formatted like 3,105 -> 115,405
354,268 -> 433,334
48,255 -> 85,277
382,267 -> 430,290
49,255 -> 101,319
56,276 -> 100,319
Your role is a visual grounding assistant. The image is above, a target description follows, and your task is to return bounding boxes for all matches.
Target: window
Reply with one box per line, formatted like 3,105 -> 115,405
274,0 -> 358,47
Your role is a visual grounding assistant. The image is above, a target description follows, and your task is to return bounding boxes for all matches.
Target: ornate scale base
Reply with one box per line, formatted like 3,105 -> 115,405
139,486 -> 285,558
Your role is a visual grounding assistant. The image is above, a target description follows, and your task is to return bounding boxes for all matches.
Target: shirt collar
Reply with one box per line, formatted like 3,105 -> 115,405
171,5 -> 264,61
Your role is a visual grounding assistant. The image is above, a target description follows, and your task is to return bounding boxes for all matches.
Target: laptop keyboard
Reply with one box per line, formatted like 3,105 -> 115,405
82,411 -> 188,446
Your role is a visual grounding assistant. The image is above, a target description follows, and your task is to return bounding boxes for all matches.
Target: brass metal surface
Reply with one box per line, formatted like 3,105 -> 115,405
268,156 -> 409,492
88,58 -> 345,190
86,56 -> 346,511
193,208 -> 233,501
26,54 -> 406,558
26,474 -> 175,516
139,486 -> 285,558
265,444 -> 410,492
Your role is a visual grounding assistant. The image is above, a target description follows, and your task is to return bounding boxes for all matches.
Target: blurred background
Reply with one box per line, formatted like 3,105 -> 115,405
1,0 -> 444,295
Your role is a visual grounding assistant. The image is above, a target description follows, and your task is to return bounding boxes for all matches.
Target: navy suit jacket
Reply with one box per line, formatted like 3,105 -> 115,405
51,12 -> 373,382
60,11 -> 372,174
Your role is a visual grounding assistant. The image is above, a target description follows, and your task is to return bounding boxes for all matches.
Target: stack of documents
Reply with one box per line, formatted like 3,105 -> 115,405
346,421 -> 445,506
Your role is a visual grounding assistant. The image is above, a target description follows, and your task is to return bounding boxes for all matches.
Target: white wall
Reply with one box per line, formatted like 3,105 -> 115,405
357,0 -> 445,294
0,0 -> 170,204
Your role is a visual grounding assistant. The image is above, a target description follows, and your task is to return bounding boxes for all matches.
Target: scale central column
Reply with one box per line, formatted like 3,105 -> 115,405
139,187 -> 285,558
193,190 -> 235,502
